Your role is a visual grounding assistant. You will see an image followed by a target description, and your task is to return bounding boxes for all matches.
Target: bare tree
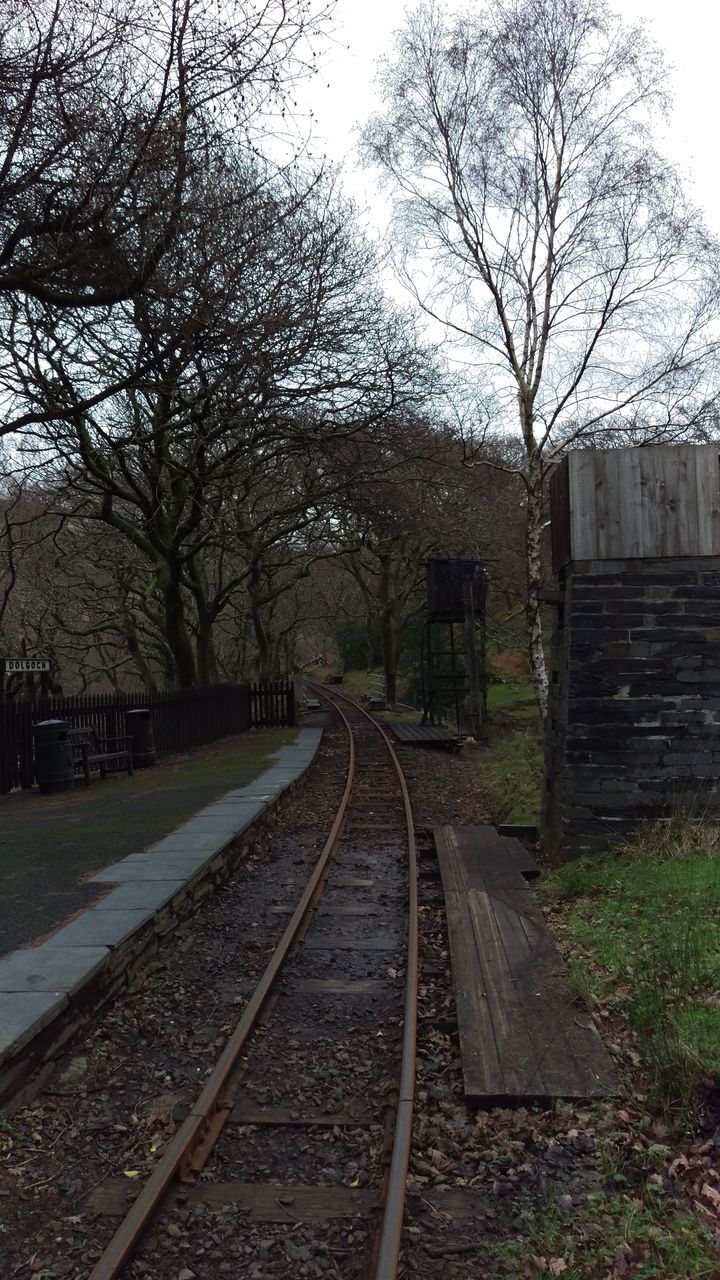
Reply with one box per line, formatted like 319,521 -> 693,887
363,0 -> 720,714
331,417 -> 517,703
0,0 -> 333,437
14,158 -> 430,686
0,0 -> 330,308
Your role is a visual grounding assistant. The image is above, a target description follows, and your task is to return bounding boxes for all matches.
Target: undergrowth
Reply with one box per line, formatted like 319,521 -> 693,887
490,1183 -> 717,1279
542,817 -> 720,1117
479,727 -> 543,825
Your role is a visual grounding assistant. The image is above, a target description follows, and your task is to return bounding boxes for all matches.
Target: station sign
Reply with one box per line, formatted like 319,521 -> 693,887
2,657 -> 51,673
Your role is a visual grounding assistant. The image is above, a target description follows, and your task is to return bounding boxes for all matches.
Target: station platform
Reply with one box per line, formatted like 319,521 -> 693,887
0,729 -> 323,1107
0,729 -> 298,959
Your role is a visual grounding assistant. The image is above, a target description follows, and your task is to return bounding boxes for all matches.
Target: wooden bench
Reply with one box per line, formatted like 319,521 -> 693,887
68,727 -> 133,786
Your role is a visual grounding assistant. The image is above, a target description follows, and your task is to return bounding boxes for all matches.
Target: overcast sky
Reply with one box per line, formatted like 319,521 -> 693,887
298,0 -> 720,235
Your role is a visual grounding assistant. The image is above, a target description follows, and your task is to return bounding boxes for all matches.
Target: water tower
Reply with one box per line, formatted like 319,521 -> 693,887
421,559 -> 487,736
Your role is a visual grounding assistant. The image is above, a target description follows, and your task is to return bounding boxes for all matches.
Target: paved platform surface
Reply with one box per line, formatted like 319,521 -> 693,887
0,728 -> 323,1074
0,729 -> 295,959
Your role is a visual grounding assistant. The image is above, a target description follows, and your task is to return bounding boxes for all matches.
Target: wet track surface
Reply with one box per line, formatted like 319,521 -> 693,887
1,701 -> 419,1280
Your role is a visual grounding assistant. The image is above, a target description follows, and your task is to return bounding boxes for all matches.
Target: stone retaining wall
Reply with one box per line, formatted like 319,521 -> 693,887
542,557 -> 720,860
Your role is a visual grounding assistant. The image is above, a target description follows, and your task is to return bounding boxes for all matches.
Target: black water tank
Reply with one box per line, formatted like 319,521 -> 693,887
125,708 -> 157,768
33,719 -> 75,793
427,559 -> 487,621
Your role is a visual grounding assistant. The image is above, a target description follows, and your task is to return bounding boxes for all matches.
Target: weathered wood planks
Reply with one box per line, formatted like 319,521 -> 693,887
552,444 -> 720,567
434,825 -> 617,1104
498,835 -> 541,881
387,722 -> 459,744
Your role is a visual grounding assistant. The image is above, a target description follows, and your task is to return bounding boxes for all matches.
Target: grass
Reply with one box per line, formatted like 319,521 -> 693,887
480,727 -> 543,825
486,676 -> 539,722
472,677 -> 543,825
340,670 -> 421,722
542,817 -> 720,1115
488,1183 -> 718,1279
339,668 -> 385,699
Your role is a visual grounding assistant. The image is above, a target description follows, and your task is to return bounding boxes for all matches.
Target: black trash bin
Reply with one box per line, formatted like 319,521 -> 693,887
33,719 -> 75,793
125,708 -> 157,768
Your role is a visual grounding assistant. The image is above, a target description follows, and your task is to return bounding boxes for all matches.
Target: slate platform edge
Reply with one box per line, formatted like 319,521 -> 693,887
0,727 -> 323,1107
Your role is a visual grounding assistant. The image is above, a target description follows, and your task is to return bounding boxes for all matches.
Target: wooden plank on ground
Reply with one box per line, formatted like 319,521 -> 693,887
183,1183 -> 378,1220
435,827 -> 617,1104
228,1102 -> 376,1128
435,825 -> 530,891
499,835 -> 541,880
303,933 -> 401,951
387,723 -> 458,744
293,978 -> 388,994
442,890 -> 504,1093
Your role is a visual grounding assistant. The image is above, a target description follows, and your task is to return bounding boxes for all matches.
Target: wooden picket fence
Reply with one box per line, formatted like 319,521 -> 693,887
250,677 -> 296,729
0,677 -> 296,794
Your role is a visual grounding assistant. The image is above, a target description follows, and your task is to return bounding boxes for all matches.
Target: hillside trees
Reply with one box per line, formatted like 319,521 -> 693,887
333,419 -> 523,702
363,0 -> 720,715
12,152 -> 432,687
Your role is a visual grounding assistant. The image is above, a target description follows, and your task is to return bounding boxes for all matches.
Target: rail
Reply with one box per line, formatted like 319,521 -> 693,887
88,699 -> 355,1279
88,686 -> 418,1280
308,682 -> 419,1280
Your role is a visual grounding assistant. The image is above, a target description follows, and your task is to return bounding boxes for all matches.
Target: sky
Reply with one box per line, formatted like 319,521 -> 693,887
298,0 -> 720,235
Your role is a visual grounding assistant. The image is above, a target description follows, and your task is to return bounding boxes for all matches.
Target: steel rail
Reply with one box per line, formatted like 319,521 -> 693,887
307,683 -> 419,1280
89,702 -> 357,1280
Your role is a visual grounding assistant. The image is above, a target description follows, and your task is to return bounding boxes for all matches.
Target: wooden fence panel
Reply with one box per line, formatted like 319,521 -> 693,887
250,677 -> 296,729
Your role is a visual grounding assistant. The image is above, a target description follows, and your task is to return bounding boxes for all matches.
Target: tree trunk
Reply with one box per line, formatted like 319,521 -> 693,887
249,596 -> 272,679
365,611 -> 376,670
390,609 -> 404,705
382,624 -> 397,705
525,457 -> 548,719
122,618 -> 159,693
379,552 -> 397,705
196,616 -> 218,686
163,579 -> 197,689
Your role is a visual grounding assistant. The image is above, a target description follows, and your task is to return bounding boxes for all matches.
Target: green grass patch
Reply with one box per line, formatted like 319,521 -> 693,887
340,670 -> 421,721
486,676 -> 538,723
340,669 -> 384,698
464,677 -> 543,824
488,1183 -> 718,1278
479,726 -> 543,825
542,817 -> 720,1114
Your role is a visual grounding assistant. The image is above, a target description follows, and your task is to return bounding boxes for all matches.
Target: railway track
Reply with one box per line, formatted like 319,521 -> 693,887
88,686 -> 418,1280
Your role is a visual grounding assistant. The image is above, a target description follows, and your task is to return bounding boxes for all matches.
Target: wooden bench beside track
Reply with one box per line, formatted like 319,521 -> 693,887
68,726 -> 133,786
434,825 -> 617,1105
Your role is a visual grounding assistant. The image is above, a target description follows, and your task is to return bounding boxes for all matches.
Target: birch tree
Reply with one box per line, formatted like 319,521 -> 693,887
363,0 -> 720,715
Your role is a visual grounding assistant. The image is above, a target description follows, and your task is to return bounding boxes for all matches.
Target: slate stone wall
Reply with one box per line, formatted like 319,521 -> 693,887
542,556 -> 720,861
